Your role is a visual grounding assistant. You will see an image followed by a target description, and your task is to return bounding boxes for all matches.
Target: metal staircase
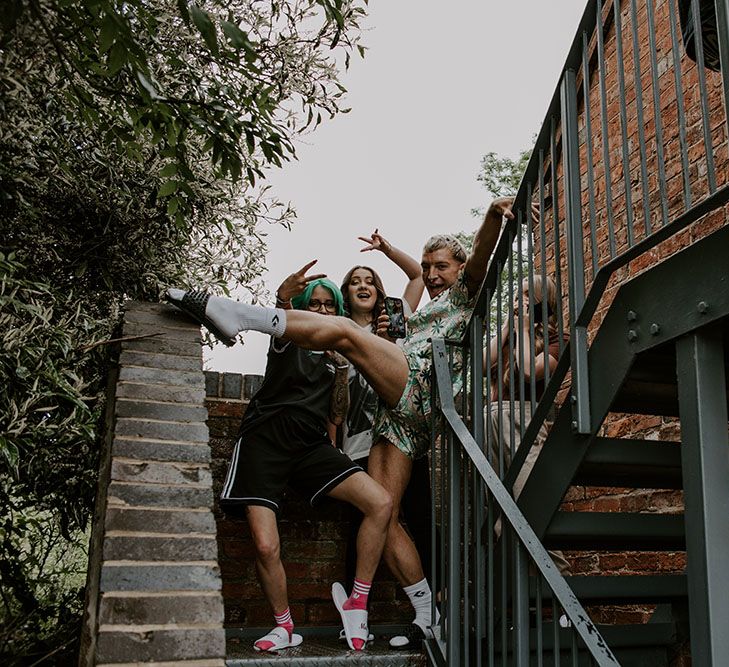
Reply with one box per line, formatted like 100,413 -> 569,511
426,1 -> 729,664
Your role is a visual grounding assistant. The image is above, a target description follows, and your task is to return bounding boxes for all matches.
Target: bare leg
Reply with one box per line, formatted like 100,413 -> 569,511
367,440 -> 424,585
281,312 -> 409,408
327,471 -> 392,583
246,505 -> 288,614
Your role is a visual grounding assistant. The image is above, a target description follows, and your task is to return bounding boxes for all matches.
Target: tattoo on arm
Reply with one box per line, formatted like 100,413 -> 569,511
329,369 -> 349,426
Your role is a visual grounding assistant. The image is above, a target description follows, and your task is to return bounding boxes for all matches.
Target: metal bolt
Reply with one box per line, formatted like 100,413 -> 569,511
571,395 -> 577,404
628,329 -> 638,342
571,420 -> 578,431
627,310 -> 637,322
650,323 -> 660,335
697,301 -> 708,314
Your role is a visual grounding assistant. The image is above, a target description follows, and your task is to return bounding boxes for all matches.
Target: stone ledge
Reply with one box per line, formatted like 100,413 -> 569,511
105,507 -> 216,534
100,563 -> 222,592
112,439 -> 211,463
111,460 -> 212,486
96,628 -> 225,663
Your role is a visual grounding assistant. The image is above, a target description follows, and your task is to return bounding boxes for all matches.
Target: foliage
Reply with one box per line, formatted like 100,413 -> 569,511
470,148 -> 532,218
0,1 -> 367,662
464,147 -> 532,330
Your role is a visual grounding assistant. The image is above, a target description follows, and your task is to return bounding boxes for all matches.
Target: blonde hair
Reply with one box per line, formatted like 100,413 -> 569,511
422,235 -> 467,263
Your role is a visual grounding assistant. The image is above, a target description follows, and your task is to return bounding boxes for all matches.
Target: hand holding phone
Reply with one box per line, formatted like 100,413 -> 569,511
383,296 -> 407,339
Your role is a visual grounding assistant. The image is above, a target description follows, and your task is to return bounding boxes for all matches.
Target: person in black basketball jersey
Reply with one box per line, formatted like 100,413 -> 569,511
219,274 -> 391,653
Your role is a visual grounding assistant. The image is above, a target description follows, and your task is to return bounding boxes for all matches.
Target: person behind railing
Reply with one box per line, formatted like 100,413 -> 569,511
165,196 -> 514,649
217,274 -> 393,653
484,274 -> 571,576
338,232 -> 440,619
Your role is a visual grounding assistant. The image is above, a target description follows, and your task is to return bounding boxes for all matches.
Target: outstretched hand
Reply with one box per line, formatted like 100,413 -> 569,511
358,229 -> 392,255
276,260 -> 327,303
486,196 -> 515,221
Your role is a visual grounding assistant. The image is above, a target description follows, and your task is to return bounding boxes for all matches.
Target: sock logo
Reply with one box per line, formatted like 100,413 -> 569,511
414,591 -> 427,598
272,314 -> 279,327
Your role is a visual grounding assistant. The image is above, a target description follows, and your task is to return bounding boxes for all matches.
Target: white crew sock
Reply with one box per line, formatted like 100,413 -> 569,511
168,290 -> 287,338
403,578 -> 439,630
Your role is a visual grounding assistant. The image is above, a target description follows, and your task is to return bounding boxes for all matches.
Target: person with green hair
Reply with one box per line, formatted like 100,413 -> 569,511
218,265 -> 392,653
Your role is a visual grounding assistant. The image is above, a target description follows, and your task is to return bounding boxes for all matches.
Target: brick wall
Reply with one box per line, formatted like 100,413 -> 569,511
532,0 -> 727,636
206,371 -> 410,629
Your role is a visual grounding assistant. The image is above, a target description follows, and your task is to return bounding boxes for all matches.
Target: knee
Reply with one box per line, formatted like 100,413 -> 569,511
366,486 -> 393,526
252,532 -> 280,564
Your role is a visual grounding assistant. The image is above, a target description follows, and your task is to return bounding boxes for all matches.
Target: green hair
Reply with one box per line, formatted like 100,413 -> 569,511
291,278 -> 345,316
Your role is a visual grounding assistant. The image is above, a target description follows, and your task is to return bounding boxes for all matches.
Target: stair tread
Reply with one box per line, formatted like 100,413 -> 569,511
545,512 -> 685,550
575,438 -> 682,488
226,636 -> 425,666
563,574 -> 687,601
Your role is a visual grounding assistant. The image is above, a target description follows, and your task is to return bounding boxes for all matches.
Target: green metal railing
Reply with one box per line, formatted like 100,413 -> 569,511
427,0 -> 729,664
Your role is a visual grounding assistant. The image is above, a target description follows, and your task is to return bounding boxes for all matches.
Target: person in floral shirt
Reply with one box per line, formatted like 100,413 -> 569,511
166,196 -> 514,648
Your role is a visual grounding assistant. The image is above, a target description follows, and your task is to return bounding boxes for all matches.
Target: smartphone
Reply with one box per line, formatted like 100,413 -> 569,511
383,296 -> 407,339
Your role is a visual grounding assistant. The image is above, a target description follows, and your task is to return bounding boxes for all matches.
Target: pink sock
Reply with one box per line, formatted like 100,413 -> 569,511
254,608 -> 294,651
343,578 -> 371,611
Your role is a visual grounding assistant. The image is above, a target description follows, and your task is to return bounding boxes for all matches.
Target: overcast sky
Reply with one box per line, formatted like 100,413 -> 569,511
208,1 -> 587,375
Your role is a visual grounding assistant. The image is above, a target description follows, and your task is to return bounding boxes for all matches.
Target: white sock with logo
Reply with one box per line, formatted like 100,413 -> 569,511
167,290 -> 287,338
403,578 -> 436,630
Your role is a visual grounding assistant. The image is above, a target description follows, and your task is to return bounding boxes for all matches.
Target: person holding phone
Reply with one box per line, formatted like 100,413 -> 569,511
338,232 -> 438,620
166,197 -> 514,647
219,275 -> 392,653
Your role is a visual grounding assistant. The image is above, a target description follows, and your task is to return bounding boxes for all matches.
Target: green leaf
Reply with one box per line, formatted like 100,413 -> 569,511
159,163 -> 177,178
136,72 -> 160,100
107,41 -> 127,76
190,5 -> 218,55
221,20 -> 248,50
167,197 -> 179,216
98,15 -> 117,54
158,180 -> 177,197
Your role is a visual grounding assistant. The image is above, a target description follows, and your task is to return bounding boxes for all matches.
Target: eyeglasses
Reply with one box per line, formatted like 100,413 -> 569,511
307,299 -> 337,312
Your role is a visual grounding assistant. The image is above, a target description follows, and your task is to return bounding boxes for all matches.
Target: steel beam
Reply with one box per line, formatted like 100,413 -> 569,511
676,326 -> 729,667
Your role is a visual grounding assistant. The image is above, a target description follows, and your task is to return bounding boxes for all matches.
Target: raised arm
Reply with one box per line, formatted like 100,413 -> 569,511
358,230 -> 424,312
274,259 -> 327,310
464,197 -> 515,298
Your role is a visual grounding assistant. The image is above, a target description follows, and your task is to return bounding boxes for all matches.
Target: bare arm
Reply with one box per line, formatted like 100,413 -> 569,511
359,230 -> 424,312
275,259 -> 327,310
327,351 -> 349,427
464,197 -> 515,298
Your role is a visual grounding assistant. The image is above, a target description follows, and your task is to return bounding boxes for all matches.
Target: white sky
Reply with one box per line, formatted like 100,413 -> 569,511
208,1 -> 587,375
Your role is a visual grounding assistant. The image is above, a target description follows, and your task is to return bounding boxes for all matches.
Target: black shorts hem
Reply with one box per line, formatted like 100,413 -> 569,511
309,465 -> 363,506
220,496 -> 279,516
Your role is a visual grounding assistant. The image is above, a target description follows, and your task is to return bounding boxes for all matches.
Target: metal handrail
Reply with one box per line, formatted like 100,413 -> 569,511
430,338 -> 618,666
427,0 -> 729,663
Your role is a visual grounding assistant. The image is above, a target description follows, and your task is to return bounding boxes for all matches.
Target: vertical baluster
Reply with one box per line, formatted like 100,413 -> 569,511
614,0 -> 637,247
471,313 -> 485,667
463,458 -> 470,666
487,484 -> 494,667
447,411 -> 461,666
525,194 -> 538,414
596,0 -> 618,258
513,541 -> 530,667
553,599 -> 561,667
538,153 -> 552,389
516,210 -> 526,433
430,374 -> 439,643
549,118 -> 567,352
714,0 -> 729,147
644,0 -> 670,227
689,0 -> 718,192
507,231 -> 517,459
561,68 -> 591,434
667,0 -> 693,208
582,31 -> 600,273
536,576 -> 544,667
629,0 -> 653,236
